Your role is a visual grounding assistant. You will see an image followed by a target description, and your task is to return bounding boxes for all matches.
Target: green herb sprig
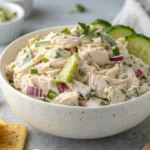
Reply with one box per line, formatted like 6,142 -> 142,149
112,47 -> 120,56
61,28 -> 71,35
70,4 -> 86,14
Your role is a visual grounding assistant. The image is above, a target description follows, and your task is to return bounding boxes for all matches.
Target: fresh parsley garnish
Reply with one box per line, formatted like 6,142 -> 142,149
79,69 -> 86,77
112,47 -> 120,56
120,89 -> 125,94
99,33 -> 116,46
78,22 -> 90,35
100,101 -> 106,106
86,89 -> 96,99
70,4 -> 86,14
61,28 -> 71,35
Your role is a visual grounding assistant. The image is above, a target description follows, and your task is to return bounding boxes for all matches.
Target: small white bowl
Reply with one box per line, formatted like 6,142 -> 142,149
5,0 -> 33,18
0,2 -> 25,45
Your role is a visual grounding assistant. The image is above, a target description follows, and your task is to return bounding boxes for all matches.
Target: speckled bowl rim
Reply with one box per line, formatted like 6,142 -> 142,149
0,2 -> 25,26
0,25 -> 150,109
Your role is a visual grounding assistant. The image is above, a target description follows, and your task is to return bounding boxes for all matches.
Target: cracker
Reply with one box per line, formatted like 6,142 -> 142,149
0,118 -> 6,128
0,123 -> 27,150
142,143 -> 150,150
0,118 -> 7,137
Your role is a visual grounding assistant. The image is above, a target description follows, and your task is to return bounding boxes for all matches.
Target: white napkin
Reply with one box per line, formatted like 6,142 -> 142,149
112,0 -> 150,36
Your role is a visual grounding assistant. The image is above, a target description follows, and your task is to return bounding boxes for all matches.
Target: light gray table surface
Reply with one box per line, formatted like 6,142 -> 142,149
0,0 -> 150,150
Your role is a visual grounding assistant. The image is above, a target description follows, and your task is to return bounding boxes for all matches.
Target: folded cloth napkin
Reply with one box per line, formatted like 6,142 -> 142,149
112,0 -> 150,36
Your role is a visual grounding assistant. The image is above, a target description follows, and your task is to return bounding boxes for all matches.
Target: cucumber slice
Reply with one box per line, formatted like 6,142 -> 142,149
107,25 -> 135,39
91,19 -> 111,31
56,53 -> 80,83
126,34 -> 150,65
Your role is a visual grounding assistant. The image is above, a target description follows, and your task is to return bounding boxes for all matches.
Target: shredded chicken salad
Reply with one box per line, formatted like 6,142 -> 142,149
6,20 -> 150,107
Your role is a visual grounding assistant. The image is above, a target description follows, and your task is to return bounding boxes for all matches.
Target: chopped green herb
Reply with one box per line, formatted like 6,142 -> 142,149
78,22 -> 90,35
23,52 -> 32,65
30,68 -> 38,74
140,76 -> 146,79
122,75 -> 128,79
11,64 -> 16,69
133,87 -> 139,97
70,4 -> 86,14
55,52 -> 61,58
79,93 -> 84,99
61,28 -> 71,35
35,41 -> 50,47
100,101 -> 106,106
99,33 -> 116,46
47,90 -> 57,100
79,69 -> 86,77
112,47 -> 120,56
120,89 -> 125,94
42,57 -> 49,63
86,89 -> 96,99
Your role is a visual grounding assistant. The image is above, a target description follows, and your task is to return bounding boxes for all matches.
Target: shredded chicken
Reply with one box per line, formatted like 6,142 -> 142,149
6,24 -> 150,106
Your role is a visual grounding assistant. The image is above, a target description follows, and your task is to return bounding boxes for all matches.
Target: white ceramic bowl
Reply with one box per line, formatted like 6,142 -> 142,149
0,2 -> 25,45
5,0 -> 33,18
0,26 -> 150,139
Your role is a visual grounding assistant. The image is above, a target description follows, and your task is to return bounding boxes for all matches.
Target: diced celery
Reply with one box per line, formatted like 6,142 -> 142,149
56,53 -> 80,83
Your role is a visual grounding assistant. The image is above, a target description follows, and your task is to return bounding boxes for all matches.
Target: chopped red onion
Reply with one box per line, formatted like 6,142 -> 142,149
27,86 -> 43,97
135,69 -> 143,78
57,82 -> 68,92
109,55 -> 124,61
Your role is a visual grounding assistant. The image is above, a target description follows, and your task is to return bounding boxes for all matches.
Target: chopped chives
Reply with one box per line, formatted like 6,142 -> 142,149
133,87 -> 139,97
120,89 -> 125,94
100,101 -> 105,106
86,89 -> 96,99
47,90 -> 57,100
30,68 -> 38,74
23,52 -> 32,65
42,57 -> 49,63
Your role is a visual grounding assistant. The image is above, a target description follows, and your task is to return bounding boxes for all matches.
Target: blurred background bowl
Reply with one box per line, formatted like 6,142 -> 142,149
3,0 -> 33,18
0,2 -> 25,45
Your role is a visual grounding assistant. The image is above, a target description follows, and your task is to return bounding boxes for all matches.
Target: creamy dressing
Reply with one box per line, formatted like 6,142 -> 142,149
6,24 -> 150,106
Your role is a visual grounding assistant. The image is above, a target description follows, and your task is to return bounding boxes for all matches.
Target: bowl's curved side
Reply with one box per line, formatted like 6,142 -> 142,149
0,26 -> 150,139
1,82 -> 150,139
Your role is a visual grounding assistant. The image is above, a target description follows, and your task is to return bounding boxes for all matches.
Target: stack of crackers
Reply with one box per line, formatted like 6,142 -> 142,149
0,118 -> 27,150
